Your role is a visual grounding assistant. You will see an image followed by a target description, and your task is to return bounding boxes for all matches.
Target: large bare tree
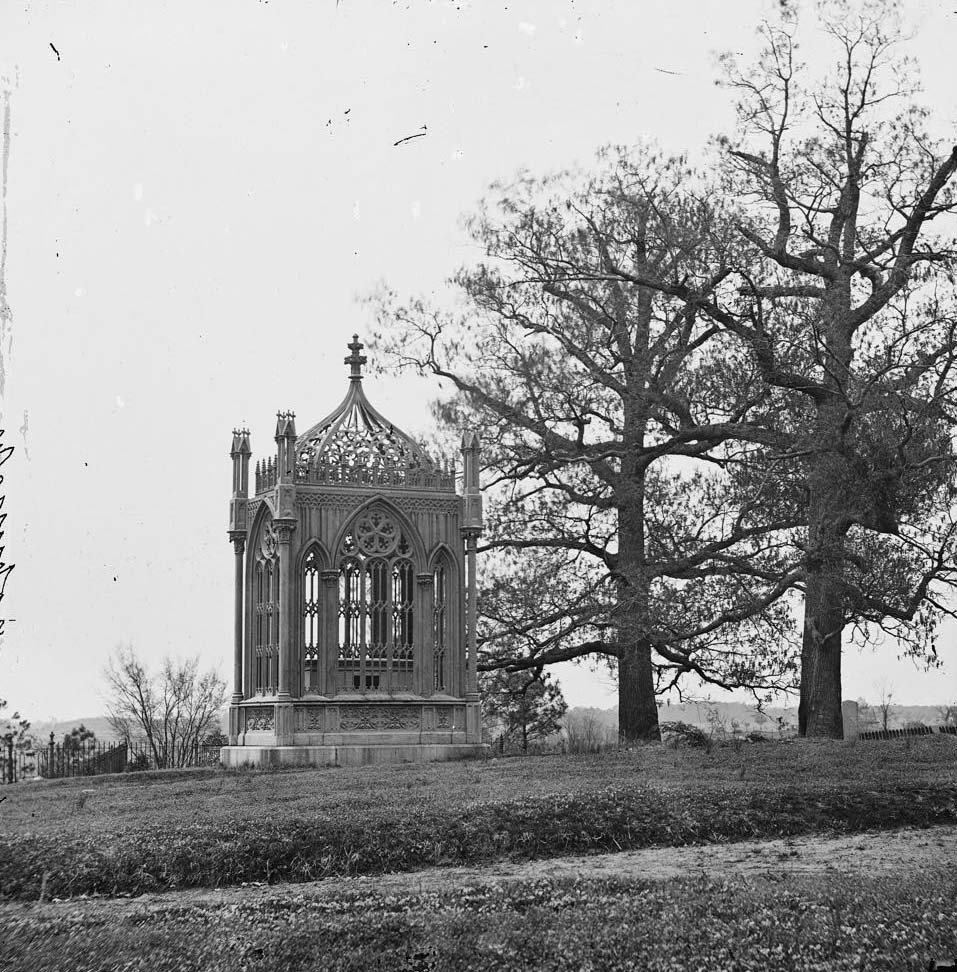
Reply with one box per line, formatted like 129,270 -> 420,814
374,147 -> 803,741
717,3 -> 957,736
599,2 -> 957,736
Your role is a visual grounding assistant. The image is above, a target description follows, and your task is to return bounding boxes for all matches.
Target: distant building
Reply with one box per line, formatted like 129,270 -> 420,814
221,336 -> 486,767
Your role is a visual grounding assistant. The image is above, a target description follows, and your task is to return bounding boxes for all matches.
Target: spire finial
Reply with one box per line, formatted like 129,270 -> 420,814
345,334 -> 367,381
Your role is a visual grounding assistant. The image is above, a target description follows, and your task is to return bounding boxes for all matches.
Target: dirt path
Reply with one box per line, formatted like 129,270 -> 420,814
5,825 -> 956,919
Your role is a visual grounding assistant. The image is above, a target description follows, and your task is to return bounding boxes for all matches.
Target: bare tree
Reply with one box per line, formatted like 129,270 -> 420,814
563,709 -> 618,754
721,4 -> 957,737
937,702 -> 956,727
595,2 -> 957,736
875,681 -> 895,731
104,645 -> 227,768
374,147 -> 802,741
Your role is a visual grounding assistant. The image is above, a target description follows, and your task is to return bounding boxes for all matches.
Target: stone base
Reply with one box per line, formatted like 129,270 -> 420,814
230,699 -> 484,747
220,743 -> 489,769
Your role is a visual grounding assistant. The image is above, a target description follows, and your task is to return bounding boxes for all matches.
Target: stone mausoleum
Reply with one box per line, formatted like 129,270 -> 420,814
219,337 -> 487,767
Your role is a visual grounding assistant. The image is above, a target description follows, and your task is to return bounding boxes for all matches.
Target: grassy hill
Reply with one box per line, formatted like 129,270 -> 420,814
1,736 -> 956,970
28,707 -> 230,746
27,716 -> 119,744
2,735 -> 956,895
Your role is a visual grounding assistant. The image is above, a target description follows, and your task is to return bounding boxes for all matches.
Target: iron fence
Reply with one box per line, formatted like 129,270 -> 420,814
1,736 -> 223,784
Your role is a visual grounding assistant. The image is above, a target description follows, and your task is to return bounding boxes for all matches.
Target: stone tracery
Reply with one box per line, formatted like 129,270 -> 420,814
334,507 -> 415,692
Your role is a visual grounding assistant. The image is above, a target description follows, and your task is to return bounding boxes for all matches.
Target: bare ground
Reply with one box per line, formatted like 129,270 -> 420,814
4,824 -> 955,920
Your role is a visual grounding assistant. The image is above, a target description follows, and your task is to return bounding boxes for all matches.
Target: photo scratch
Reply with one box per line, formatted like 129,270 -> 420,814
0,83 -> 13,417
393,125 -> 428,147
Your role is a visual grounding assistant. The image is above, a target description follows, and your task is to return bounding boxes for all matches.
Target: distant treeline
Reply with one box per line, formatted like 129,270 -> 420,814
567,702 -> 950,733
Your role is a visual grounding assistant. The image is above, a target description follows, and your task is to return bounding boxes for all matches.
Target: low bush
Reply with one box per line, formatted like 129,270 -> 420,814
660,721 -> 711,749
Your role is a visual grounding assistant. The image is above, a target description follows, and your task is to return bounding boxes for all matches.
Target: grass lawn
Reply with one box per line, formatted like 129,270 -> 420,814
3,870 -> 956,971
0,736 -> 955,902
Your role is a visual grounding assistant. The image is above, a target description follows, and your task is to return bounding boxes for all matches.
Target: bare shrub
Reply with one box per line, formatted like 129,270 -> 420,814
105,645 -> 227,769
563,712 -> 617,754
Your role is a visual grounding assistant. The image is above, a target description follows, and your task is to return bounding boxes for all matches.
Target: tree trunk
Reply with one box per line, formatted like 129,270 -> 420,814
798,557 -> 845,737
616,455 -> 659,743
798,432 -> 848,739
618,638 -> 659,742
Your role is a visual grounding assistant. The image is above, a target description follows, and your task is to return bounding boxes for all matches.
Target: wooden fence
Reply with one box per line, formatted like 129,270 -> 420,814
859,724 -> 957,741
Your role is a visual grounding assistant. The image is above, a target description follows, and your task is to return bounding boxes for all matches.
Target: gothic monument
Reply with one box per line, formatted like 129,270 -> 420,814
220,336 -> 487,767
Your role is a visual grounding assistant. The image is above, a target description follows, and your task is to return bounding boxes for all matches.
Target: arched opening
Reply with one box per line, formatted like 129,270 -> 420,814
432,558 -> 449,692
335,507 -> 416,692
254,561 -> 264,693
302,548 -> 321,693
253,556 -> 279,695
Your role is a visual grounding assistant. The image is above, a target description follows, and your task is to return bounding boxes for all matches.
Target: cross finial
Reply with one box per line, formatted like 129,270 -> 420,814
345,334 -> 367,381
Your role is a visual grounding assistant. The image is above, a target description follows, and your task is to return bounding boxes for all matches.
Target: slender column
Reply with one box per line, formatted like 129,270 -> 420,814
321,569 -> 339,696
358,565 -> 367,691
464,532 -> 479,696
275,520 -> 296,700
230,533 -> 246,702
227,427 -> 251,720
460,431 -> 483,717
416,572 -> 434,697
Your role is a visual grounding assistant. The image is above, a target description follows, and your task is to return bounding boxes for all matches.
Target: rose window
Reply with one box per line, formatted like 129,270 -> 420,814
355,511 -> 404,556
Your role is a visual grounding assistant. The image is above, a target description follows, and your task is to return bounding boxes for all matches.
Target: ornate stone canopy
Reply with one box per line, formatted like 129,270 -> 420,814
298,336 -> 440,472
256,335 -> 455,493
222,335 -> 485,768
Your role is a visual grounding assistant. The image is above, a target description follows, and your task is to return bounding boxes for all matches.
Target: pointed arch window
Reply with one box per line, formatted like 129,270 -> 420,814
432,559 -> 449,691
254,562 -> 265,692
302,549 -> 321,693
253,522 -> 279,695
336,508 -> 416,692
339,559 -> 363,661
393,560 -> 414,672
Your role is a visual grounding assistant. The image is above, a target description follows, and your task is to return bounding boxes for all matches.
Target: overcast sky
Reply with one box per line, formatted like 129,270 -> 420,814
1,0 -> 955,722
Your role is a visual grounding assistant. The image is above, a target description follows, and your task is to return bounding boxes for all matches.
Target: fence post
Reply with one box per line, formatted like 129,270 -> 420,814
5,737 -> 13,784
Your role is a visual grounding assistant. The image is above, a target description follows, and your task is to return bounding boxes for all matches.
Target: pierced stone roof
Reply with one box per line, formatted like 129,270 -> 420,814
295,336 -> 440,476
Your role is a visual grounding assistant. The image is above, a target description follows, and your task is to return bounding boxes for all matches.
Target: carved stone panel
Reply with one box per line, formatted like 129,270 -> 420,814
296,491 -> 362,511
296,490 -> 458,515
381,706 -> 419,730
435,706 -> 453,730
244,706 -> 275,731
339,705 -> 421,732
295,706 -> 324,731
